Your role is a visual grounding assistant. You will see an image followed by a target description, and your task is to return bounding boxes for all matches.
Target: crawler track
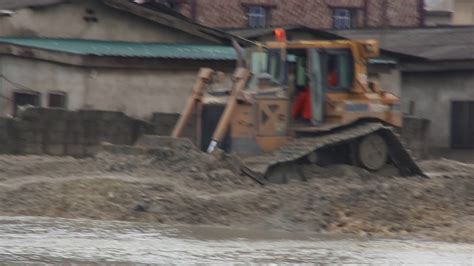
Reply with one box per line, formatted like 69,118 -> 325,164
241,123 -> 424,180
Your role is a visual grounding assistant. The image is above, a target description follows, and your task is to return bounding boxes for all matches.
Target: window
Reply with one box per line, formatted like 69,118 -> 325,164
13,91 -> 40,116
333,8 -> 354,29
48,92 -> 67,108
326,51 -> 354,90
248,6 -> 267,28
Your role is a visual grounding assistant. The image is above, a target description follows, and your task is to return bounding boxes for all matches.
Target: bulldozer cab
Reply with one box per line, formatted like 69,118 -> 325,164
249,45 -> 355,126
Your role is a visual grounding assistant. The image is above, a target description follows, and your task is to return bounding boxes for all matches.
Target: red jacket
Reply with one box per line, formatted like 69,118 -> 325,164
292,87 -> 311,120
328,71 -> 338,87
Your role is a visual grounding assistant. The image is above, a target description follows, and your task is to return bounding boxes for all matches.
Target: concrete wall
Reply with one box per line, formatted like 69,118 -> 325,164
151,112 -> 197,144
0,108 -> 151,156
401,116 -> 430,159
424,12 -> 453,26
0,0 -> 211,44
0,56 -> 86,114
453,0 -> 474,25
369,65 -> 401,96
402,70 -> 474,148
425,0 -> 454,11
0,55 -> 233,120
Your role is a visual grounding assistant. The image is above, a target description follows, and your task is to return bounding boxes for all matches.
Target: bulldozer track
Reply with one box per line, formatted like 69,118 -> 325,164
241,122 -> 424,180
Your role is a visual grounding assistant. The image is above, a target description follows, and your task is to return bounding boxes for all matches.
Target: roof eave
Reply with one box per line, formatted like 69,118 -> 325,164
101,0 -> 253,46
0,0 -> 67,11
0,43 -> 236,69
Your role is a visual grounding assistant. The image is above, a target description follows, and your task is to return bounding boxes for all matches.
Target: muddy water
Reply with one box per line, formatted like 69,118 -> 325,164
0,216 -> 473,264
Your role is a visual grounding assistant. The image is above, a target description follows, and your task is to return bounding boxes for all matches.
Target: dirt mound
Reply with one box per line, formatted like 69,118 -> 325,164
421,159 -> 474,175
0,149 -> 472,243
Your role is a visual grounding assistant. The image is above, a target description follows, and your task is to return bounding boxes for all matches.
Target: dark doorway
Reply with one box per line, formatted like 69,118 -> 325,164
200,104 -> 231,152
13,91 -> 40,116
451,101 -> 474,148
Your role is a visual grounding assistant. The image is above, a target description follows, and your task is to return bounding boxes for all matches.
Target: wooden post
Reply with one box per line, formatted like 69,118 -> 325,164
207,68 -> 251,153
171,68 -> 214,138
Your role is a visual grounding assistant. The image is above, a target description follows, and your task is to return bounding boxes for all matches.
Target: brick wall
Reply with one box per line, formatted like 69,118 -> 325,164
0,108 -> 152,156
366,0 -> 422,27
151,112 -> 197,144
172,0 -> 422,29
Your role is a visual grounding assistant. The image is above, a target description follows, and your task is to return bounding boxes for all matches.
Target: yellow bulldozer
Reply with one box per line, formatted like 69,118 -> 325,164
141,31 -> 423,183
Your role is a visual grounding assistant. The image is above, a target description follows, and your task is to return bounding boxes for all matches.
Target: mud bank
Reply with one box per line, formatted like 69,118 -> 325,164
0,147 -> 472,242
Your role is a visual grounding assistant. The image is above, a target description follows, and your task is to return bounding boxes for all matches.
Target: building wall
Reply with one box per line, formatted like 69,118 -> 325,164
82,68 -> 204,118
425,0 -> 454,11
0,55 -> 233,120
173,0 -> 422,29
453,0 -> 474,24
424,0 -> 474,26
402,70 -> 474,148
365,0 -> 422,27
0,0 -> 211,44
424,12 -> 453,26
368,65 -> 402,96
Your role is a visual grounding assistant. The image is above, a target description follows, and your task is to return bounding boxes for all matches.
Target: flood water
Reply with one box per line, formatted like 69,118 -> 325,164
0,216 -> 473,264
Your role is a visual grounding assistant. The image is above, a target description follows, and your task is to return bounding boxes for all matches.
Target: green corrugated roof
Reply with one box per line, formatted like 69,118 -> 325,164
0,38 -> 396,65
0,38 -> 237,60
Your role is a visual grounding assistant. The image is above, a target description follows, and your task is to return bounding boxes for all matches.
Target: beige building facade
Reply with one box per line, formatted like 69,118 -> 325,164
452,0 -> 474,24
0,54 -> 233,120
425,0 -> 474,25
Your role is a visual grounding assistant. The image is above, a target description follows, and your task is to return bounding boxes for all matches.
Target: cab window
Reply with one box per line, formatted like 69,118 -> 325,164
324,50 -> 354,91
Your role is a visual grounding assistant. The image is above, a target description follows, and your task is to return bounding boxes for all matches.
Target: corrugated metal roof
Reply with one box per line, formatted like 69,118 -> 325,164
0,37 -> 398,65
0,38 -> 237,60
335,26 -> 474,61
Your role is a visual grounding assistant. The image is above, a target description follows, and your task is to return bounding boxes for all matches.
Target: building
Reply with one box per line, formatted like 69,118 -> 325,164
424,0 -> 474,26
452,0 -> 474,25
139,0 -> 424,29
424,0 -> 453,26
0,0 -> 242,120
336,26 -> 474,151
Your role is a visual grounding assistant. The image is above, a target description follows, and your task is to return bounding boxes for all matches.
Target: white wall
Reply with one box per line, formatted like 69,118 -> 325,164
425,0 -> 454,11
369,65 -> 402,96
402,70 -> 474,148
0,56 -> 86,114
0,0 -> 212,44
0,56 -> 214,120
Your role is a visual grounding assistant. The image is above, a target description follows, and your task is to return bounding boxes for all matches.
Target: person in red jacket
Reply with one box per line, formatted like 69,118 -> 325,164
328,70 -> 338,87
292,86 -> 312,121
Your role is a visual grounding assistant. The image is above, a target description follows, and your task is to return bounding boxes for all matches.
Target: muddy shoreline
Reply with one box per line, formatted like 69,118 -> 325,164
2,216 -> 473,264
0,149 -> 472,243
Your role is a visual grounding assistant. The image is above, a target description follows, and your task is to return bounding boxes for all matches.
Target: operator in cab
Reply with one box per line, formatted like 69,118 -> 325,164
292,68 -> 338,121
292,85 -> 311,121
